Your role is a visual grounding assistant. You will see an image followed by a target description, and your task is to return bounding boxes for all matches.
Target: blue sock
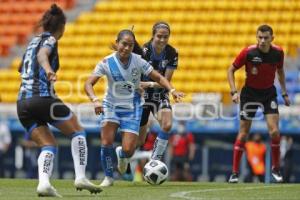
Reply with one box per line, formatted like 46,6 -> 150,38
158,130 -> 170,140
118,148 -> 130,159
100,145 -> 114,178
151,130 -> 170,160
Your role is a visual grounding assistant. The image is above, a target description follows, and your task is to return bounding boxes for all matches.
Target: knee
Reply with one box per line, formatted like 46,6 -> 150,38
101,137 -> 114,146
122,146 -> 135,157
161,121 -> 172,132
36,140 -> 58,148
101,139 -> 114,146
269,129 -> 280,138
237,132 -> 248,142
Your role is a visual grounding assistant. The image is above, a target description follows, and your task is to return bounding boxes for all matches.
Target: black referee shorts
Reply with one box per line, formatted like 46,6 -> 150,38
140,94 -> 172,126
17,96 -> 72,133
239,85 -> 278,120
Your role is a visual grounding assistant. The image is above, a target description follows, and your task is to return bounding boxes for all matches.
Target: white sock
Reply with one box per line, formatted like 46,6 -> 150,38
71,134 -> 87,180
151,137 -> 168,160
38,149 -> 55,185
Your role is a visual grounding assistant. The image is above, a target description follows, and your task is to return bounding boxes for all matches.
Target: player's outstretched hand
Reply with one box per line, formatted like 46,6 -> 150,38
140,82 -> 150,89
93,100 -> 103,115
137,86 -> 145,96
171,90 -> 185,102
283,95 -> 291,106
232,93 -> 240,104
46,71 -> 57,82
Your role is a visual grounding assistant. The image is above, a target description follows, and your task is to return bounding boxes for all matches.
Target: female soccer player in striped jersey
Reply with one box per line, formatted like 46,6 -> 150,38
17,4 -> 102,197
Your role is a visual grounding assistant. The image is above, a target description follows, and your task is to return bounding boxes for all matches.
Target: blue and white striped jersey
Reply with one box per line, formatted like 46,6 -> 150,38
18,32 -> 59,100
93,52 -> 153,108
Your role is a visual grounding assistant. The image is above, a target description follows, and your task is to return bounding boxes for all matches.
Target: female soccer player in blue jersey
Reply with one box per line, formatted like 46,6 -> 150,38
138,21 -> 178,160
16,4 -> 102,197
84,29 -> 184,186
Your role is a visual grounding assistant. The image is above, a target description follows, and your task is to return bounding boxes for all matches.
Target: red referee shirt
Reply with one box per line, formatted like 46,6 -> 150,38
233,44 -> 284,89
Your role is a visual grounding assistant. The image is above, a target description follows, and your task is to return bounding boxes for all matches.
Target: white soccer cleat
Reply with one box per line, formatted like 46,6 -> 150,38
37,183 -> 62,197
74,177 -> 102,194
228,173 -> 239,183
272,168 -> 283,183
100,176 -> 114,187
115,146 -> 129,174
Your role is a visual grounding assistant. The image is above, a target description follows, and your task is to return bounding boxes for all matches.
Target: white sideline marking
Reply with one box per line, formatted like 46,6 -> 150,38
169,185 -> 283,200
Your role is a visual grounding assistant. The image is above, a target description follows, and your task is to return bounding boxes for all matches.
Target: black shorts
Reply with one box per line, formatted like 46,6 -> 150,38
240,85 -> 278,120
17,96 -> 72,133
140,94 -> 172,126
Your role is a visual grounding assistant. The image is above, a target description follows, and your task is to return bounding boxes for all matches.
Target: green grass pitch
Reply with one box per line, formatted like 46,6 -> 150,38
0,179 -> 299,200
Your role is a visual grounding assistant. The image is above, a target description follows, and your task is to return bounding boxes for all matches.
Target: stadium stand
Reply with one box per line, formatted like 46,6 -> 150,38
1,0 -> 300,104
1,0 -> 300,183
0,0 -> 75,101
0,0 -> 75,56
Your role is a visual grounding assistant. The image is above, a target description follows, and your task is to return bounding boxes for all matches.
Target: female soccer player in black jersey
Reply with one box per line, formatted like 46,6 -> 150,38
139,21 -> 179,160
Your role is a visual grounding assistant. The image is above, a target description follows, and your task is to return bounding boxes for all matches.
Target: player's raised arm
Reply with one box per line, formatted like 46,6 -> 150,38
140,68 -> 176,89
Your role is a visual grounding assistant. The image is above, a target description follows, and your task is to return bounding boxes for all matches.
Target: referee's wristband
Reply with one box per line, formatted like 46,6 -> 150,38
230,90 -> 238,96
282,93 -> 288,98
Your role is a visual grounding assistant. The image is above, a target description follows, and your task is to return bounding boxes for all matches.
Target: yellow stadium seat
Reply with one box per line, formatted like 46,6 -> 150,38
2,0 -> 299,104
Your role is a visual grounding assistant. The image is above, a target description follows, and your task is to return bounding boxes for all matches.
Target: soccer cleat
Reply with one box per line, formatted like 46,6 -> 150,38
228,173 -> 239,183
272,168 -> 283,183
122,163 -> 134,181
122,173 -> 134,181
100,176 -> 114,187
115,146 -> 130,174
37,183 -> 62,197
74,178 -> 102,194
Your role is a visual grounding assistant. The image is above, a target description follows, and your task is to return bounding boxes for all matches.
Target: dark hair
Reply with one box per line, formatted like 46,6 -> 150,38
116,29 -> 135,42
257,24 -> 273,36
152,21 -> 171,36
111,29 -> 143,56
38,4 -> 66,33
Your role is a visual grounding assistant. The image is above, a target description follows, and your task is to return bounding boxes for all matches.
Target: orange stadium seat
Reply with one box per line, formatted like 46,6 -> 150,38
0,0 -> 73,56
0,35 -> 17,56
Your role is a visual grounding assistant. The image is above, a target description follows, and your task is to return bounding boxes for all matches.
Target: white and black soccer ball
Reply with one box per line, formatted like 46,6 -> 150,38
143,160 -> 168,185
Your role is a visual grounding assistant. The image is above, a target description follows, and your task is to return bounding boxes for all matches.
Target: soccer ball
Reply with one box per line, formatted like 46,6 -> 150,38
143,160 -> 168,185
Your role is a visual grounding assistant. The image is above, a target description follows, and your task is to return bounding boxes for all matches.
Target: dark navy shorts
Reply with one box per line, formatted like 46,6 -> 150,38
17,96 -> 72,133
140,93 -> 172,126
